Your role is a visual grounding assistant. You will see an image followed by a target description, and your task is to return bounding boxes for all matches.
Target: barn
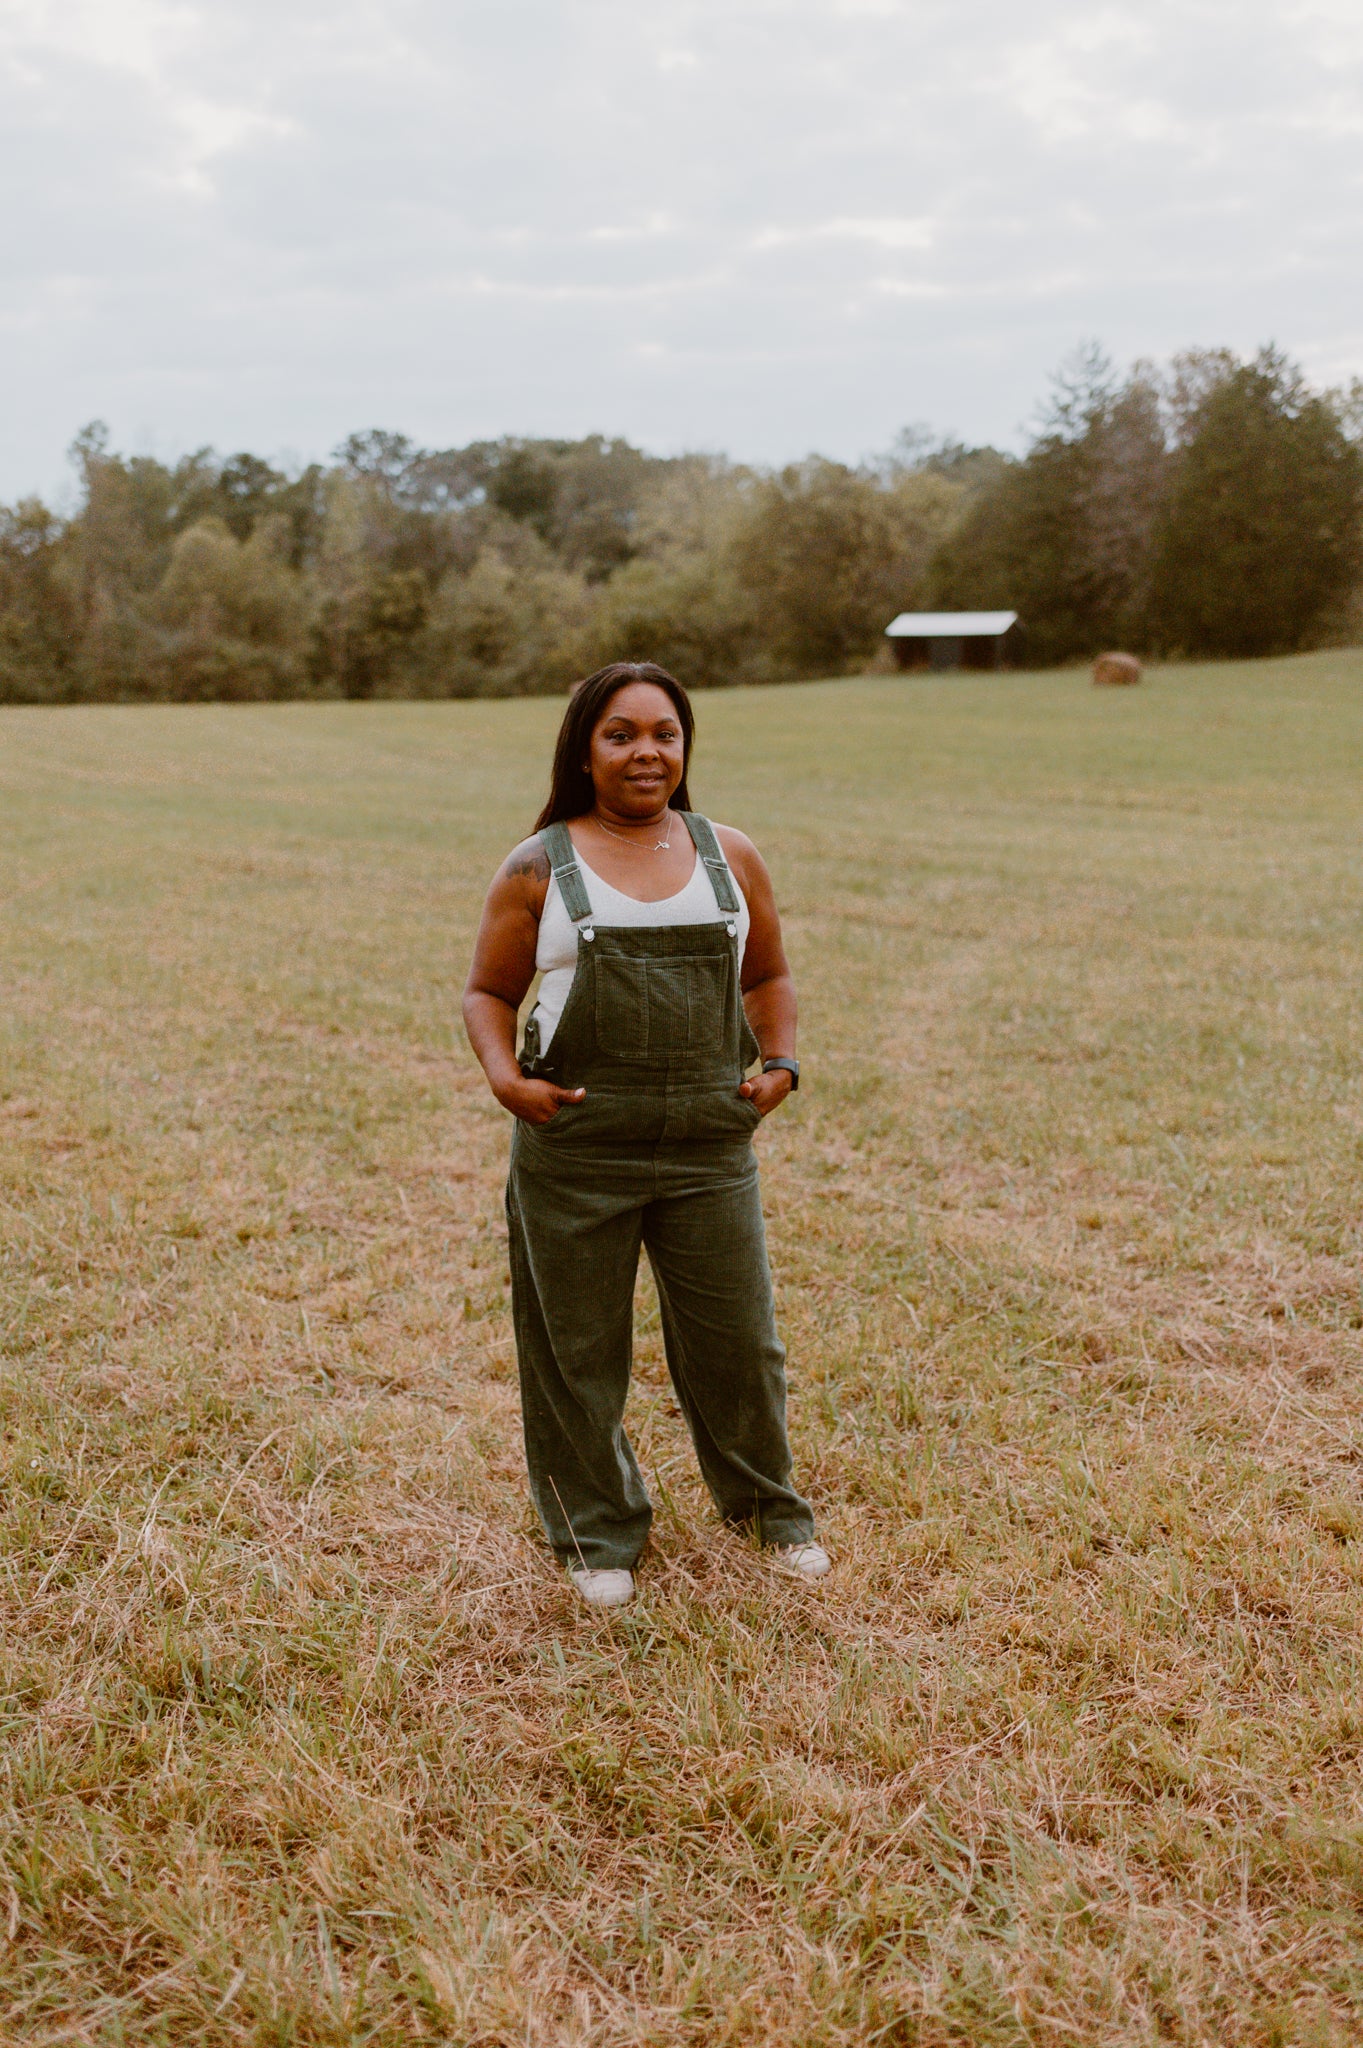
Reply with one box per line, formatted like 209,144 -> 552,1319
884,610 -> 1019,672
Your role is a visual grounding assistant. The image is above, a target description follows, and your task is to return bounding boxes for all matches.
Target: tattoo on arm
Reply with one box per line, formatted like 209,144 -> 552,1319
505,848 -> 551,882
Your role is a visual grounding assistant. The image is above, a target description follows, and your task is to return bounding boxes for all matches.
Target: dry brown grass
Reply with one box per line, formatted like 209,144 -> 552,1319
3,652 -> 1363,2043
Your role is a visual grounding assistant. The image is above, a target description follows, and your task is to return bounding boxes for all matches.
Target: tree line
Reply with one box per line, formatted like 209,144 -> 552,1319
2,343 -> 1359,704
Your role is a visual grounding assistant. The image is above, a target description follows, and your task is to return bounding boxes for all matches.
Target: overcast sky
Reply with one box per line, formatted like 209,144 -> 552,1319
2,0 -> 1360,499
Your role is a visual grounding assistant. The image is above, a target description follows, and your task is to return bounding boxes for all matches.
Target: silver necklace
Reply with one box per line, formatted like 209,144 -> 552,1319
595,809 -> 674,854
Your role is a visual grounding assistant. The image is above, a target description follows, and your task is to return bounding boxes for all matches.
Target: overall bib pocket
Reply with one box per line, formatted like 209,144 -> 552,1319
595,950 -> 732,1062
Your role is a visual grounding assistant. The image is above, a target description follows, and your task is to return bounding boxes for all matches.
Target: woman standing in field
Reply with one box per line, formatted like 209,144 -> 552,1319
462,662 -> 829,1609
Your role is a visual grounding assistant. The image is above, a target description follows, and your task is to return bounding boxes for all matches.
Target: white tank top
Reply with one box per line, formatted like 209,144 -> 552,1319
530,841 -> 751,1055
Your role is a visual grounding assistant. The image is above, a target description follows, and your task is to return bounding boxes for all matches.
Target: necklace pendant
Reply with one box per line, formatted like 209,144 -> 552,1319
596,810 -> 673,853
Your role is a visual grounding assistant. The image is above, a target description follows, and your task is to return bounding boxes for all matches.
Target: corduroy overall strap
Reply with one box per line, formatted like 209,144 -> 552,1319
679,813 -> 741,915
539,821 -> 593,924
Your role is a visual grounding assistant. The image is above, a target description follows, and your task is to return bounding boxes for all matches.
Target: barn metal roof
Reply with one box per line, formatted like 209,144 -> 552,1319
884,611 -> 1018,637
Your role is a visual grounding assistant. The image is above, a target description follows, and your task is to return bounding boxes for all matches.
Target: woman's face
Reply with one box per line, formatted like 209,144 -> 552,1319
586,683 -> 686,815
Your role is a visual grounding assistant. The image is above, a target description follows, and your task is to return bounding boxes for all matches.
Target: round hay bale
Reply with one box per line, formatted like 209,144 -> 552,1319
1092,651 -> 1142,687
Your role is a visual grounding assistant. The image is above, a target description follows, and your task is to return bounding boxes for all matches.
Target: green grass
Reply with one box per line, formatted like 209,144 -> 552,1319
3,649 -> 1363,2044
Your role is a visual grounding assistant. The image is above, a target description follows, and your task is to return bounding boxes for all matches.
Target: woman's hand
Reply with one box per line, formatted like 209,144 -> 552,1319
739,1068 -> 793,1117
715,826 -> 798,1125
496,1078 -> 587,1126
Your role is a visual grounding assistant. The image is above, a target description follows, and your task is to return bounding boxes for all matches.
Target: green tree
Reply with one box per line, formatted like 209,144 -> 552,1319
931,346 -> 1168,663
429,435 -> 666,582
583,457 -> 759,686
588,551 -> 757,689
730,458 -> 958,678
424,533 -> 592,697
144,515 -> 313,700
309,474 -> 436,698
0,499 -> 78,703
1147,348 -> 1361,656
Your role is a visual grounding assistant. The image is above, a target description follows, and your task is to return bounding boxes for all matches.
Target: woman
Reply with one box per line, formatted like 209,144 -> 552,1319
463,661 -> 829,1608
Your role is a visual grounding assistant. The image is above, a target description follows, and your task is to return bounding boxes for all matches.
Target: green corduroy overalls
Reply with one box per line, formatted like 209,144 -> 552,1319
506,812 -> 816,1571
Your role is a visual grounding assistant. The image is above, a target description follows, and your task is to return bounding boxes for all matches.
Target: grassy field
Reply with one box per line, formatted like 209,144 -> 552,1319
3,652 -> 1363,2046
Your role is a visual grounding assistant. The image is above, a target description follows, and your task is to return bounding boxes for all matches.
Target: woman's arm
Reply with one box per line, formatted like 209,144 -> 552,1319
462,839 -> 586,1126
715,826 -> 798,1117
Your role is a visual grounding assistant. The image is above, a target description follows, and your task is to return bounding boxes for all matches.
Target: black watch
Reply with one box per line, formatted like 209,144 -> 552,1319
762,1057 -> 799,1091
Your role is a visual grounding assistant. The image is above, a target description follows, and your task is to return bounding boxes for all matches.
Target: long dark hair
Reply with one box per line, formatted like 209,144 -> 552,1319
534,662 -> 695,830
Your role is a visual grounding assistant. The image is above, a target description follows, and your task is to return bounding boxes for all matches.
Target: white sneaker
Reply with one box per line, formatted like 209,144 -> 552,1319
568,1566 -> 635,1609
770,1542 -> 831,1581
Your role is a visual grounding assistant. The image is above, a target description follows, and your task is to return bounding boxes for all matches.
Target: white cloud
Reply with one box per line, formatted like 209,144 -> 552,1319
870,279 -> 953,301
0,0 -> 198,78
0,0 -> 1359,492
753,218 -> 936,253
588,215 -> 680,243
1289,0 -> 1363,64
